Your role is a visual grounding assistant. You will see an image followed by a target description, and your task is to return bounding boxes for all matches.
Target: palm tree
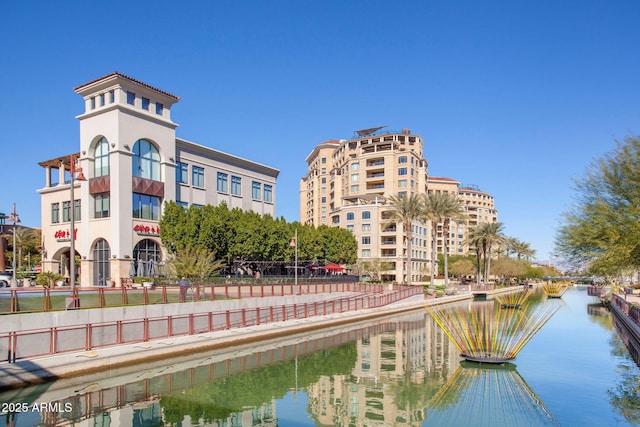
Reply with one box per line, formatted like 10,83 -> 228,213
384,193 -> 426,286
423,192 -> 466,287
512,239 -> 536,261
465,228 -> 484,285
474,222 -> 506,283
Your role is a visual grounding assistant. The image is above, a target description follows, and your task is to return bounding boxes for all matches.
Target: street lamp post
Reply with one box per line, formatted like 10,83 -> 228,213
7,204 -> 20,288
289,229 -> 298,295
68,154 -> 86,293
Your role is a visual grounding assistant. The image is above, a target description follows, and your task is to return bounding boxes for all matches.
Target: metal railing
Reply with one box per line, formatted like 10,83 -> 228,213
0,285 -> 422,363
0,282 -> 386,314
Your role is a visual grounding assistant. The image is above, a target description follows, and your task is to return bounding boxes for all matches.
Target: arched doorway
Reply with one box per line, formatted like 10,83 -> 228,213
92,239 -> 111,287
133,239 -> 161,277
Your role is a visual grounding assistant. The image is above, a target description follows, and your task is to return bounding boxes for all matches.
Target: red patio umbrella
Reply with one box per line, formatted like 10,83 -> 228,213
322,263 -> 344,272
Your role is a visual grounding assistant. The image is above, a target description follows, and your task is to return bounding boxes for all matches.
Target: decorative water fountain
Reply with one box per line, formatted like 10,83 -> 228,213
427,297 -> 560,364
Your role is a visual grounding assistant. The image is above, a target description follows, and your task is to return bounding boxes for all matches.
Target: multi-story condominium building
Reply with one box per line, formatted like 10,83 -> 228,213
427,177 -> 498,256
38,72 -> 279,287
300,127 -> 430,283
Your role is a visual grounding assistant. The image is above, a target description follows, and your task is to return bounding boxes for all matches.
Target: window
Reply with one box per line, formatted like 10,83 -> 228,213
361,249 -> 371,257
176,161 -> 188,184
156,103 -> 163,115
94,193 -> 110,218
51,203 -> 59,224
346,224 -> 354,233
141,97 -> 150,110
321,167 -> 326,174
252,181 -> 261,200
362,236 -> 371,245
192,203 -> 203,208
90,97 -> 96,109
132,140 -> 160,180
398,179 -> 407,188
133,193 -> 160,220
133,239 -> 161,277
321,177 -> 326,184
398,191 -> 407,197
62,200 -> 80,222
99,93 -> 105,106
362,211 -> 371,219
264,184 -> 273,202
109,90 -> 115,103
176,201 -> 188,208
192,166 -> 204,188
62,201 -> 70,222
351,162 -> 359,170
321,157 -> 326,164
351,173 -> 359,181
399,156 -> 407,164
351,184 -> 359,192
92,239 -> 111,287
362,224 -> 371,232
94,138 -> 110,177
127,91 -> 135,105
398,168 -> 407,176
346,212 -> 354,221
231,176 -> 241,195
217,172 -> 228,192
321,196 -> 326,203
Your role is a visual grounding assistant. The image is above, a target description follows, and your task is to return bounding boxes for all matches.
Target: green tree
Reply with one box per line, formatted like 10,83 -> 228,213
166,247 -> 226,285
384,194 -> 426,286
556,136 -> 640,275
448,258 -> 475,282
424,192 -> 466,287
357,258 -> 394,282
491,258 -> 527,285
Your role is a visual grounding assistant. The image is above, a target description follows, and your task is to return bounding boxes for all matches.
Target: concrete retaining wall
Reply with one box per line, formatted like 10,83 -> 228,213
0,293 -> 353,334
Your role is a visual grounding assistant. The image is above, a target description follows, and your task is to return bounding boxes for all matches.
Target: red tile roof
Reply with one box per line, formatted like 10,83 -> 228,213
73,72 -> 180,100
428,176 -> 457,182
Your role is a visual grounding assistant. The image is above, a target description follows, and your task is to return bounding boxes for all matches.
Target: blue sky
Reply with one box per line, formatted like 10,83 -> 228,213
1,1 -> 639,263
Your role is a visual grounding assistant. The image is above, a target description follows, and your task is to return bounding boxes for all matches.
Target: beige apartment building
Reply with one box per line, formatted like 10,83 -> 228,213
300,127 -> 431,283
38,72 -> 279,287
427,176 -> 498,256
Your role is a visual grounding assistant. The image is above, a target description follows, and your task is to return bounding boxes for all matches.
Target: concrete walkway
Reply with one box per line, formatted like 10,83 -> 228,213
0,292 -> 474,391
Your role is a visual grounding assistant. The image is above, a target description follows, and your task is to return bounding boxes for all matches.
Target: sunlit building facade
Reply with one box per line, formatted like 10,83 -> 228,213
300,127 -> 431,283
38,73 -> 279,286
427,176 -> 499,256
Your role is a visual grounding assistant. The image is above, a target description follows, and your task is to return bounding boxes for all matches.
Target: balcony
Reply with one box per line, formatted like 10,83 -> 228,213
366,183 -> 385,190
367,159 -> 385,167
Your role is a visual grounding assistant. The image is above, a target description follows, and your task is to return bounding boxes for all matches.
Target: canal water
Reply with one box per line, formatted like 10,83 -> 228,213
1,287 -> 639,426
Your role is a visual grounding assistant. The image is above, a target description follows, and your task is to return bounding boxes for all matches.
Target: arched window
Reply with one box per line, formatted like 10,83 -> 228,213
94,138 -> 110,177
133,239 -> 161,277
92,239 -> 111,287
132,139 -> 160,180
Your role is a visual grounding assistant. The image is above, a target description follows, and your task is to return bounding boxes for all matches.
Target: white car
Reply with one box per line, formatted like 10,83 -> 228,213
0,272 -> 12,287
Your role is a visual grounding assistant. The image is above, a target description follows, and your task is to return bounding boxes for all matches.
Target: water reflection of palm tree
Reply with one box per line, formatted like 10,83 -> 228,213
426,363 -> 559,426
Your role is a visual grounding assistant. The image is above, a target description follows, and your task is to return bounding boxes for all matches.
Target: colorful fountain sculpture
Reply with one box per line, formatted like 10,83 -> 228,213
427,295 -> 560,364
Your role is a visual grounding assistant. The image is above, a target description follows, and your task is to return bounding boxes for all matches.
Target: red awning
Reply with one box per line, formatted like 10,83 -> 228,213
322,263 -> 344,272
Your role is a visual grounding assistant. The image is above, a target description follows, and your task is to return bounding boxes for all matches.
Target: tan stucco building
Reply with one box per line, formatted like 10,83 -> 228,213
427,176 -> 499,256
38,73 -> 279,286
300,127 -> 431,283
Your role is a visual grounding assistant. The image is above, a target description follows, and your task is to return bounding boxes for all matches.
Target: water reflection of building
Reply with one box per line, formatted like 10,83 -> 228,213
307,312 -> 461,426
